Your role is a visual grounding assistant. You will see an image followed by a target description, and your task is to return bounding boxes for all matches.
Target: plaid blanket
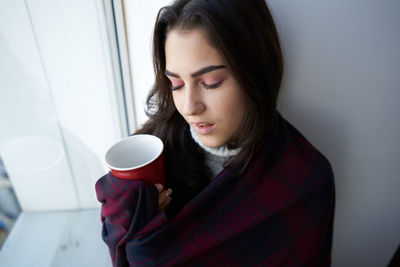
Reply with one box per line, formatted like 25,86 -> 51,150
95,114 -> 335,266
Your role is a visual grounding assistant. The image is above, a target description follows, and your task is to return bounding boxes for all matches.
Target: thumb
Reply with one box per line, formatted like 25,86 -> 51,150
154,183 -> 163,193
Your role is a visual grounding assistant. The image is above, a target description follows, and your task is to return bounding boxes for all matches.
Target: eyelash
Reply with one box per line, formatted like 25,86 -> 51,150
171,84 -> 184,91
201,81 -> 223,90
171,81 -> 223,91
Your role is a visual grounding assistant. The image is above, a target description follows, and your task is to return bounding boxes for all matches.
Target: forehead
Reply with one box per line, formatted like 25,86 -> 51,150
165,29 -> 226,74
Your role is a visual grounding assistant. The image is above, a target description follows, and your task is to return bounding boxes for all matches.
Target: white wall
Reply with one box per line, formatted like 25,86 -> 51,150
124,0 -> 400,266
269,1 -> 400,266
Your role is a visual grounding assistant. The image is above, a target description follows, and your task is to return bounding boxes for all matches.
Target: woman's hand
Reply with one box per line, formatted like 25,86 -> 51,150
154,184 -> 172,212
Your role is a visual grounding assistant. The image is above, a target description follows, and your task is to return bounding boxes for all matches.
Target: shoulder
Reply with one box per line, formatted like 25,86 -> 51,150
255,113 -> 335,197
283,116 -> 334,182
283,115 -> 335,200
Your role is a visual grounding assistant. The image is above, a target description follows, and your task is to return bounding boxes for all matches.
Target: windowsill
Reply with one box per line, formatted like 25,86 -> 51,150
0,209 -> 111,267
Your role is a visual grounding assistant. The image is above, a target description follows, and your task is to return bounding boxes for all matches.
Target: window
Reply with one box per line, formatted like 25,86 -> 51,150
0,0 -> 133,264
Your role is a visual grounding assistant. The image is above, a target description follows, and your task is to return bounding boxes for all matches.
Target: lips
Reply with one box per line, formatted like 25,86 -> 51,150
191,122 -> 215,135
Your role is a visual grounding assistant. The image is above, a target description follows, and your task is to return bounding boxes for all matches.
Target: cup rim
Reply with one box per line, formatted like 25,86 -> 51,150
104,134 -> 163,171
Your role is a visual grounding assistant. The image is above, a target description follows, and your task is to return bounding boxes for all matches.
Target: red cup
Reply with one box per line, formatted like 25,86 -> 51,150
105,134 -> 165,187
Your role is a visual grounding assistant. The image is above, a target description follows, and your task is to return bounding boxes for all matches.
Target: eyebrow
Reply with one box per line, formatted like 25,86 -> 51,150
165,65 -> 226,78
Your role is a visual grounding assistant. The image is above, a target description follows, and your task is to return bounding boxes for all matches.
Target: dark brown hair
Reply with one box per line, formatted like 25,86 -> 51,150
136,0 -> 283,213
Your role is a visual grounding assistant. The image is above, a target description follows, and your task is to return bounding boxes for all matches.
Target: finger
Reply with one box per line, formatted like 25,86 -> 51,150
159,197 -> 172,212
158,189 -> 173,205
154,183 -> 163,193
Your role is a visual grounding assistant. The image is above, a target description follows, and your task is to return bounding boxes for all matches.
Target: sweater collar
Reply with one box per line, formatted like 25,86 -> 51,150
189,126 -> 241,157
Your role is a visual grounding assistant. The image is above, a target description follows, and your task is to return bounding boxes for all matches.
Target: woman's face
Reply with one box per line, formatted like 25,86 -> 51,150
165,28 -> 246,148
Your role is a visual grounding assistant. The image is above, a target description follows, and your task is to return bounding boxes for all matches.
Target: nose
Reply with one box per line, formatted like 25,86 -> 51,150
182,85 -> 206,116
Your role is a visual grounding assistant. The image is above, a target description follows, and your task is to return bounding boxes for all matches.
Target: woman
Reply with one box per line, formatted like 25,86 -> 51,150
96,0 -> 335,266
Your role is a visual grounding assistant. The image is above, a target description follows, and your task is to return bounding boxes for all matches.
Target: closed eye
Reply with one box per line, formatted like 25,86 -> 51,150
171,84 -> 184,91
201,80 -> 223,90
167,76 -> 184,91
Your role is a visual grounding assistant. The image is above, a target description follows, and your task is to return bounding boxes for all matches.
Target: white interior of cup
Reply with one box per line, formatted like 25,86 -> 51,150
105,134 -> 163,170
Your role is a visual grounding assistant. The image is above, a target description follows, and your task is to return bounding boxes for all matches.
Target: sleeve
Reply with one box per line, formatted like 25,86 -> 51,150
95,172 -> 159,267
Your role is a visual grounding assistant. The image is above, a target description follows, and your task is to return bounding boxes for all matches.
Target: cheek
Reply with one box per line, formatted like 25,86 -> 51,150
214,85 -> 246,127
172,92 -> 183,112
233,95 -> 247,125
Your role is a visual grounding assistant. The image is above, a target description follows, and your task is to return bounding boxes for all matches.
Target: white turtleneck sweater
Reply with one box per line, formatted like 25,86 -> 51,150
190,126 -> 241,178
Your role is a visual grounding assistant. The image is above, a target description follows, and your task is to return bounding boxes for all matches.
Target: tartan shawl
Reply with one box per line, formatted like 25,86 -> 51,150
95,114 -> 335,266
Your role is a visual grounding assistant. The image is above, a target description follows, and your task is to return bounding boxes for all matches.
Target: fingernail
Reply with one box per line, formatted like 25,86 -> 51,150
167,189 -> 173,196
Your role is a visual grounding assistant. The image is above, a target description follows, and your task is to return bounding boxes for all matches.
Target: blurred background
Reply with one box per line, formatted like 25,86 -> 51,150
0,0 -> 399,266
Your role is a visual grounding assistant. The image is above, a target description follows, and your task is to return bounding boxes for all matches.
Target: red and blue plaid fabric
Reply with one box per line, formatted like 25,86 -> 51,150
96,114 -> 335,266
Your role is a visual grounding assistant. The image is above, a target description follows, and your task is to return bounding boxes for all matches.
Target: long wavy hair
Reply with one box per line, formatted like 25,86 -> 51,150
136,0 -> 283,213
